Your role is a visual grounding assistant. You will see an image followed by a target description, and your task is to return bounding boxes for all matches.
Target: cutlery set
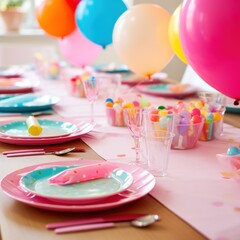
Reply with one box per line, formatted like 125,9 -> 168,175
46,214 -> 160,234
3,147 -> 85,157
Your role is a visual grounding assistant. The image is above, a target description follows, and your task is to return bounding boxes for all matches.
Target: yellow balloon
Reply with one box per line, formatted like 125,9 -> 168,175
168,5 -> 188,64
113,4 -> 174,78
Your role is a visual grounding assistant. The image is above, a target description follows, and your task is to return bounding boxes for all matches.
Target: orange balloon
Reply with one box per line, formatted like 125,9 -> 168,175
36,0 -> 76,38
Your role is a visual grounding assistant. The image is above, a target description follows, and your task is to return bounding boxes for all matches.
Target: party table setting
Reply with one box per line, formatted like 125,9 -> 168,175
1,0 -> 240,240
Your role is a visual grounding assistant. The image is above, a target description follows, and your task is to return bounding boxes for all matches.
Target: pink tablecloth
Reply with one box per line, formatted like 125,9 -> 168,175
45,78 -> 240,240
81,124 -> 240,240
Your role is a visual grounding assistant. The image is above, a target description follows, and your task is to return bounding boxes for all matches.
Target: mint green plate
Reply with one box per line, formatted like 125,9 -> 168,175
19,166 -> 133,204
0,119 -> 77,138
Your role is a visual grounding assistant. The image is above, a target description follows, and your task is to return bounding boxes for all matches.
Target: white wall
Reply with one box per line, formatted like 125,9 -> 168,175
0,0 -> 186,81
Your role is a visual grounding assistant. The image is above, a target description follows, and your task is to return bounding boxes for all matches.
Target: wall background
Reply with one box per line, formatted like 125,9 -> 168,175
0,0 -> 186,81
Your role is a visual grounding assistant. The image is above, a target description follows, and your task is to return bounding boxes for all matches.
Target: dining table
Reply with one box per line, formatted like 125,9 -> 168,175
0,68 -> 240,240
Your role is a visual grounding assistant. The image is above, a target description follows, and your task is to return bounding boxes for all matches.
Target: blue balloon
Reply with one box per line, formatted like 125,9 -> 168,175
75,0 -> 127,48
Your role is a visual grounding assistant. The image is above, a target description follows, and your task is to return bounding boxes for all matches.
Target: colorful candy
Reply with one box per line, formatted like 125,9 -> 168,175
105,95 -> 151,127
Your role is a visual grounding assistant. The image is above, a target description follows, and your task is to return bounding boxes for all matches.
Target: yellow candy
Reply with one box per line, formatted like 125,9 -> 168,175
114,99 -> 122,104
26,116 -> 42,136
158,109 -> 168,115
213,112 -> 222,122
201,109 -> 207,117
195,101 -> 204,108
122,102 -> 134,108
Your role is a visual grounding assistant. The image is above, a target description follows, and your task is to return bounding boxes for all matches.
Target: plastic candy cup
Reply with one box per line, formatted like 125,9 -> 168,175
216,153 -> 240,183
171,119 -> 204,150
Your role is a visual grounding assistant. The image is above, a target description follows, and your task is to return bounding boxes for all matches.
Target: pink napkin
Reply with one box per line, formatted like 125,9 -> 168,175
48,162 -> 118,185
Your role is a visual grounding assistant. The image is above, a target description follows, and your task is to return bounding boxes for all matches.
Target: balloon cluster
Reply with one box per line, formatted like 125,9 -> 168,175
36,0 -> 240,102
168,1 -> 240,102
36,2 -> 175,78
36,0 -> 128,67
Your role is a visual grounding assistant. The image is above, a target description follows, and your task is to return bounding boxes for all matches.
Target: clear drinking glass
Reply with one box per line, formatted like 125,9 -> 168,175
145,130 -> 175,177
82,76 -> 99,125
95,73 -> 122,100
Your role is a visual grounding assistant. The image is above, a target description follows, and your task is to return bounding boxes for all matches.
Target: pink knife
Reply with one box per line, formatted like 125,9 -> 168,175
54,214 -> 160,234
46,213 -> 147,230
3,147 -> 85,157
55,222 -> 116,234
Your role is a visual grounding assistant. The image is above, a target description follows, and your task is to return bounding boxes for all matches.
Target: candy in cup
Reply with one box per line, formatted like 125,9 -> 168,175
172,109 -> 203,149
198,92 -> 226,139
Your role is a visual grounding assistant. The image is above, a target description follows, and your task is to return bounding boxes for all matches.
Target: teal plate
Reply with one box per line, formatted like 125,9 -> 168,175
0,94 -> 59,113
226,105 -> 240,114
0,119 -> 78,138
93,64 -> 130,73
19,166 -> 133,204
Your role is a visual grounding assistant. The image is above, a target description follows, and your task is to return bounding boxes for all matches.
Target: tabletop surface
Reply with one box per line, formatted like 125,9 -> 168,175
0,73 -> 239,240
0,135 -> 208,240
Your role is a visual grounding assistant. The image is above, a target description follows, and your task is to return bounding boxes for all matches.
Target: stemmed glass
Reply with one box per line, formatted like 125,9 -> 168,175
123,108 -> 145,165
82,76 -> 99,125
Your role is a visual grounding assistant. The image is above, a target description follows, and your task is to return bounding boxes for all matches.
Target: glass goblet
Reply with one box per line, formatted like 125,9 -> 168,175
123,108 -> 145,165
82,76 -> 99,125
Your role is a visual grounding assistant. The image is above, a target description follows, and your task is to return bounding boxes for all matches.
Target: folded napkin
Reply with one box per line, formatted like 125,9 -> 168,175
26,116 -> 42,136
48,162 -> 118,185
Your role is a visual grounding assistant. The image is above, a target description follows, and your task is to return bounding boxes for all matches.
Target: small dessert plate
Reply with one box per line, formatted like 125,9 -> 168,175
135,83 -> 197,98
0,119 -> 78,138
20,165 -> 133,204
0,94 -> 59,113
0,159 -> 155,212
0,77 -> 39,94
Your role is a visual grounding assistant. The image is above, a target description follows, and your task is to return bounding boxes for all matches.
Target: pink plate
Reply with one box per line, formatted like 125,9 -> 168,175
0,122 -> 94,146
0,77 -> 39,94
0,160 -> 155,212
122,78 -> 163,86
135,83 -> 197,98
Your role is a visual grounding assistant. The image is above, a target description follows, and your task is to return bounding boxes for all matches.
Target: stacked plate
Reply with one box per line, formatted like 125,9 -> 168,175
0,160 -> 156,212
135,83 -> 197,98
0,75 -> 39,94
0,93 -> 59,113
0,119 -> 94,145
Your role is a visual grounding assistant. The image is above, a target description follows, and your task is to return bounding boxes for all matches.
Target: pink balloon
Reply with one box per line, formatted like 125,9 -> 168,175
58,29 -> 102,67
179,0 -> 240,101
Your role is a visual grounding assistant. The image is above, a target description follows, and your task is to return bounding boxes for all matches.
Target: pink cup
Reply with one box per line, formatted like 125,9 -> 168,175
105,107 -> 126,127
216,153 -> 240,183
